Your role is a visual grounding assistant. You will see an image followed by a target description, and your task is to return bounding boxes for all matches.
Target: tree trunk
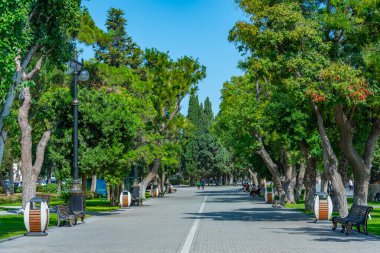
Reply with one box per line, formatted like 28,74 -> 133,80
90,175 -> 97,192
161,172 -> 166,193
300,141 -> 317,212
0,44 -> 40,169
334,104 -> 380,205
312,101 -> 348,217
229,174 -> 234,185
9,163 -> 14,195
107,184 -> 111,201
47,165 -> 51,184
256,145 -> 286,204
285,164 -> 297,204
338,155 -> 349,186
57,180 -> 62,195
82,174 -> 87,208
295,161 -> 306,202
19,87 -> 51,208
320,172 -> 328,192
140,158 -> 161,199
248,168 -> 258,186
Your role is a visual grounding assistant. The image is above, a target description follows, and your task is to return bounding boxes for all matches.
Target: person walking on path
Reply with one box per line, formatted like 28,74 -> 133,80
201,179 -> 205,190
348,179 -> 353,191
196,179 -> 201,190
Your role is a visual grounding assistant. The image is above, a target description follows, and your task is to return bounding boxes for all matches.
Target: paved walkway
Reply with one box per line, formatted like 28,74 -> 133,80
0,187 -> 379,253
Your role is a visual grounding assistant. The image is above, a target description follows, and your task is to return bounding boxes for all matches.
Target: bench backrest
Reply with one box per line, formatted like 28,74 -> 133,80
57,205 -> 71,217
36,194 -> 51,205
347,205 -> 373,223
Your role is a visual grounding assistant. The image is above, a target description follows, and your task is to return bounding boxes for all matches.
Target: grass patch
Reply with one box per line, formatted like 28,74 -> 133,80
286,199 -> 380,236
0,213 -> 58,240
0,198 -> 121,240
85,199 -> 120,212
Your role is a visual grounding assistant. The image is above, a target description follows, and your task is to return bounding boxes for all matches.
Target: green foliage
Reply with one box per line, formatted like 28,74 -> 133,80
217,0 -> 380,185
182,96 -> 231,179
59,191 -> 71,204
36,185 -> 43,192
94,8 -> 143,69
42,183 -> 58,193
0,0 -> 32,106
0,195 -> 22,205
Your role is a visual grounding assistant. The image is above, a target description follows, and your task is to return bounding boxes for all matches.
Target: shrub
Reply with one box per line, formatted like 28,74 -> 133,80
15,186 -> 22,193
42,183 -> 58,193
36,185 -> 43,192
181,179 -> 190,185
86,191 -> 95,199
169,179 -> 179,185
0,195 -> 22,204
59,191 -> 70,204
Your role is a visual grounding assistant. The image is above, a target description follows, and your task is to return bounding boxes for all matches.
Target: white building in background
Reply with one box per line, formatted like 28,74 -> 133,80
12,162 -> 22,182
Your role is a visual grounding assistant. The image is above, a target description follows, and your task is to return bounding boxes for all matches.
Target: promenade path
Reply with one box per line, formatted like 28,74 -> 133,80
0,186 -> 378,253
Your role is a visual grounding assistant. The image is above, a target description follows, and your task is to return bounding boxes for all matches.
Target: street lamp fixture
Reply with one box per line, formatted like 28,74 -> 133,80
65,53 -> 89,215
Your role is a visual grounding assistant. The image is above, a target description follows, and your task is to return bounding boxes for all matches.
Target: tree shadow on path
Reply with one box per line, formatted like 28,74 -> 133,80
268,225 -> 379,242
184,207 -> 309,222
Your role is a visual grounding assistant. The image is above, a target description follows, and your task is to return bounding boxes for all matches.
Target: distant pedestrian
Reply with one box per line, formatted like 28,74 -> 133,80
196,179 -> 201,190
348,179 -> 353,191
201,179 -> 205,190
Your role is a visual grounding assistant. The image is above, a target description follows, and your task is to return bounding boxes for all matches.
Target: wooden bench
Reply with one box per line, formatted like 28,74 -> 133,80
56,205 -> 85,227
36,194 -> 51,206
332,205 -> 373,235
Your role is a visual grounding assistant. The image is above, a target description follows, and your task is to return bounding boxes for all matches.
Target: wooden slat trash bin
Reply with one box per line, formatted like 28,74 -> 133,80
151,181 -> 159,198
120,190 -> 131,207
265,187 -> 273,204
313,192 -> 333,222
24,197 -> 49,236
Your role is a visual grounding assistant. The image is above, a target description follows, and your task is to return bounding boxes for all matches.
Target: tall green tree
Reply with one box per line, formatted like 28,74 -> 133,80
95,8 -> 143,69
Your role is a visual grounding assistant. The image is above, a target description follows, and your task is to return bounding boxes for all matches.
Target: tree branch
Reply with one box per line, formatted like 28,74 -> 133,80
33,129 -> 52,175
159,96 -> 182,133
311,100 -> 338,165
363,118 -> 380,167
255,80 -> 262,100
22,56 -> 43,81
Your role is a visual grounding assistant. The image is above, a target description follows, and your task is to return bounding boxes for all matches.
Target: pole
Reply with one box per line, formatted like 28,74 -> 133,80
73,54 -> 79,182
70,53 -> 84,214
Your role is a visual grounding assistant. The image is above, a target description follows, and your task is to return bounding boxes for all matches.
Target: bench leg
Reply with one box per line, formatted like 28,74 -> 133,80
362,225 -> 368,235
345,225 -> 352,236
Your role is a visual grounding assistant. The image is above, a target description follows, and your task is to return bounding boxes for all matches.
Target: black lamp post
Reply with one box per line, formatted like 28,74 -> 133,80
65,53 -> 89,213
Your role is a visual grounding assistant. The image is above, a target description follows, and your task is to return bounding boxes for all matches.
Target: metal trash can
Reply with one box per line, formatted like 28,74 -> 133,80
313,192 -> 333,222
119,190 -> 131,207
24,197 -> 49,236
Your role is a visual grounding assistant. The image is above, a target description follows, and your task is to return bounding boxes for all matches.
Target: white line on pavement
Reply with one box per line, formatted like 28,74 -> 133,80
180,195 -> 208,253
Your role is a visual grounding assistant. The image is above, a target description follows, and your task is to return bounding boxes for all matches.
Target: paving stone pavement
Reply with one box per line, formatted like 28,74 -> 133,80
0,186 -> 379,253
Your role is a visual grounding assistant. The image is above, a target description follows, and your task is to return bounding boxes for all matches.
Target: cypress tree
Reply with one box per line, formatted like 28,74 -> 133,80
203,97 -> 214,129
95,8 -> 142,69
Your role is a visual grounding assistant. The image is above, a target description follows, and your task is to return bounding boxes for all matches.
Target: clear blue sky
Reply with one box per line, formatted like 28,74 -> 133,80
81,0 -> 245,115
